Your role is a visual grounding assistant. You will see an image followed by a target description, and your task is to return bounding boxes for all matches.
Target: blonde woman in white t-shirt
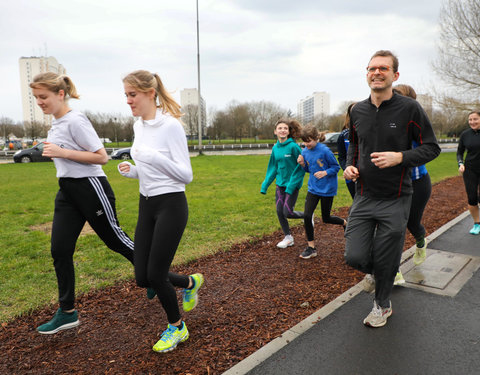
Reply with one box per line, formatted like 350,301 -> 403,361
31,72 -> 136,335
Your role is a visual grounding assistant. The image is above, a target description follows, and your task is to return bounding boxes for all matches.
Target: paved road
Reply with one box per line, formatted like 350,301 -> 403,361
225,213 -> 480,375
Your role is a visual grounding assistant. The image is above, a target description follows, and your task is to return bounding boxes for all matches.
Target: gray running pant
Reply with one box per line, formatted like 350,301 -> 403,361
344,194 -> 411,308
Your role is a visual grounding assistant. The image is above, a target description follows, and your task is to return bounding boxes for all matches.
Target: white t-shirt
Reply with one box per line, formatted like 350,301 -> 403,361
47,110 -> 106,178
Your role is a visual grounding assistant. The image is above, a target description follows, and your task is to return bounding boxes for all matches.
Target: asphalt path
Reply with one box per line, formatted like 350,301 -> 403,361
225,213 -> 480,375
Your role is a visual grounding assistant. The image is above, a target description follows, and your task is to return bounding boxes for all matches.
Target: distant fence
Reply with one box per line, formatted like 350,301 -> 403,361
189,143 -> 274,151
0,138 -> 460,161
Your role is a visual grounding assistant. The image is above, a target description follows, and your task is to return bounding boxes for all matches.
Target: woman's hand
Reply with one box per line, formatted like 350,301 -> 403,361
314,170 -> 327,179
118,162 -> 131,173
42,142 -> 67,159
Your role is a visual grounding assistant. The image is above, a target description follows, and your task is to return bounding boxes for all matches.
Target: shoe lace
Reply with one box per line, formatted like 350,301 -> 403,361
183,288 -> 193,302
371,302 -> 382,317
160,325 -> 176,342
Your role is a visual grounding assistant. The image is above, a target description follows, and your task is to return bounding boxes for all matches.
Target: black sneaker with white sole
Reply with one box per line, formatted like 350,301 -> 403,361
299,246 -> 317,259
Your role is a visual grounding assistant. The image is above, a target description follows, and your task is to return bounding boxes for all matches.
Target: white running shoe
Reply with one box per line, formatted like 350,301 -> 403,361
363,300 -> 392,328
277,235 -> 294,248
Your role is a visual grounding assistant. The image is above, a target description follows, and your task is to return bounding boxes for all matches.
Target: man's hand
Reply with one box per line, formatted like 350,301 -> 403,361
370,151 -> 403,169
344,166 -> 359,181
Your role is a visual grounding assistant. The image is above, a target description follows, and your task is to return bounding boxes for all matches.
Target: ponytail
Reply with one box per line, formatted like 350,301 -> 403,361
123,70 -> 182,119
30,72 -> 80,100
152,73 -> 182,119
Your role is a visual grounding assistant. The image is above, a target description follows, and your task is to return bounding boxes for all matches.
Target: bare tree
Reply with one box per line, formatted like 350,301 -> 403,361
209,110 -> 229,141
182,104 -> 199,139
0,117 -> 16,145
433,0 -> 480,96
432,95 -> 475,137
24,120 -> 49,141
121,117 -> 135,142
248,101 -> 288,140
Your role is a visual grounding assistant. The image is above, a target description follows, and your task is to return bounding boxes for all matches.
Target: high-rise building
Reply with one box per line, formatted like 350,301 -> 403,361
19,56 -> 66,126
180,88 -> 206,136
297,92 -> 330,124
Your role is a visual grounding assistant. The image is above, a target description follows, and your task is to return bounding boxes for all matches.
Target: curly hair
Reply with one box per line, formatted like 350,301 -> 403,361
274,118 -> 302,139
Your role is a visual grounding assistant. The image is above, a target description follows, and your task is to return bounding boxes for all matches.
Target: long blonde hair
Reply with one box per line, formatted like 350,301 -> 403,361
123,70 -> 182,119
29,72 -> 80,100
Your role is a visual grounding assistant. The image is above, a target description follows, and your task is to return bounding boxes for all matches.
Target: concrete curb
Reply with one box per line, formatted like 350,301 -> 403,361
222,210 -> 470,375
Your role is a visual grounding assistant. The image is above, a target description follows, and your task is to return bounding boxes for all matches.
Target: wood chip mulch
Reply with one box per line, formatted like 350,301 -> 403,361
0,176 -> 468,375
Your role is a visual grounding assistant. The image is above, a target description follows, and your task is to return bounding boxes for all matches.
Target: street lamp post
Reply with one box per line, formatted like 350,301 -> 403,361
196,0 -> 202,154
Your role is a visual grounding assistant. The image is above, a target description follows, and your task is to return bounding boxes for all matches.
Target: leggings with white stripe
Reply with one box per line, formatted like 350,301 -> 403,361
52,177 -> 134,310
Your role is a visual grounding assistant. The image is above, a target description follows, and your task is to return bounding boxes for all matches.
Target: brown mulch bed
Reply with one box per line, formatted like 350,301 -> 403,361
0,176 -> 468,375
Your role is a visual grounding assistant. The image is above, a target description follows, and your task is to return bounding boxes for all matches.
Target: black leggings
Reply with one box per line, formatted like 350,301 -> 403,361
134,192 -> 189,324
463,168 -> 480,206
303,192 -> 344,242
52,177 -> 134,311
407,173 -> 431,241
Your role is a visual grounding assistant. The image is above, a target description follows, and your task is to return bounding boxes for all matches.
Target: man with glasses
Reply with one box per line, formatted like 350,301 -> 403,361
343,50 -> 440,327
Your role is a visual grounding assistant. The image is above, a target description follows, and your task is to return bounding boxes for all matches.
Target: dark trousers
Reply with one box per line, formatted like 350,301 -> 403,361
52,177 -> 134,311
463,168 -> 480,206
344,194 -> 411,308
276,186 -> 304,235
407,174 -> 431,241
303,193 -> 344,242
134,192 -> 190,324
346,181 -> 356,199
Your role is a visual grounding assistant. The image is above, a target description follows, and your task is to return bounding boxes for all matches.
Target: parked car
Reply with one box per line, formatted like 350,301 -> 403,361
322,132 -> 340,154
13,142 -> 52,163
111,147 -> 132,160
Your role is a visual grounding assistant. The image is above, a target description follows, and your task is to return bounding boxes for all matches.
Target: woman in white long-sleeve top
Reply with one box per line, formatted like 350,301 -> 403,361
118,70 -> 204,353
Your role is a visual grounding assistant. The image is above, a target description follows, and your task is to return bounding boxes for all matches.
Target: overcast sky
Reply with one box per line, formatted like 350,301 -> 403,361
1,0 -> 444,123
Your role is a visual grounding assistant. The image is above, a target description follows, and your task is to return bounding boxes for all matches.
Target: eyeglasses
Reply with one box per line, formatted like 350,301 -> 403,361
366,66 -> 391,73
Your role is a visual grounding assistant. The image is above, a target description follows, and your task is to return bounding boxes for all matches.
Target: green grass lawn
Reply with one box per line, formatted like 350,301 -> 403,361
0,152 -> 459,322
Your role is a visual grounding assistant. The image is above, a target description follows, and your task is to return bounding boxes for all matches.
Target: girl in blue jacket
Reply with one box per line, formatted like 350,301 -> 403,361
261,119 -> 305,248
297,126 -> 346,259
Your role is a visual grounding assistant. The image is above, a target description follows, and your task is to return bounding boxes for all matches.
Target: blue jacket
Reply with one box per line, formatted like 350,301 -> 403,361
301,143 -> 340,196
261,138 -> 305,195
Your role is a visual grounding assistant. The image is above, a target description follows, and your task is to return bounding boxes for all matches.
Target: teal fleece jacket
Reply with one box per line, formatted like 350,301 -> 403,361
260,138 -> 305,195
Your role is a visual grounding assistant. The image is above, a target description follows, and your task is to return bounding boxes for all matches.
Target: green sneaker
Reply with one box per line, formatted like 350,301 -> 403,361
152,323 -> 189,353
37,308 -> 79,335
146,287 -> 156,300
182,273 -> 204,312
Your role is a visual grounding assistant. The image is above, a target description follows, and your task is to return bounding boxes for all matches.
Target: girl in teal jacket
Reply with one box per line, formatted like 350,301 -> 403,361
261,119 -> 305,248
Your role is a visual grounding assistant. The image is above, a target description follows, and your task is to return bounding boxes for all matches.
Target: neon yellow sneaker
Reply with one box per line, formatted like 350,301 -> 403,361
183,273 -> 204,312
394,271 -> 405,286
413,238 -> 427,266
152,323 -> 189,353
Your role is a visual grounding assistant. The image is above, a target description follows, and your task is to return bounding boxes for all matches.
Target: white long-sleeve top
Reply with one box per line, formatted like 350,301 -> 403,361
118,109 -> 193,197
